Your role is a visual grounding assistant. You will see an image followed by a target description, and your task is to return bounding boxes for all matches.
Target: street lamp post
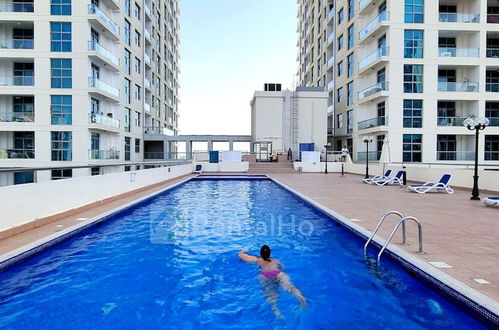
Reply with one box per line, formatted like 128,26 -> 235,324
363,137 -> 373,179
324,143 -> 331,174
463,117 -> 489,200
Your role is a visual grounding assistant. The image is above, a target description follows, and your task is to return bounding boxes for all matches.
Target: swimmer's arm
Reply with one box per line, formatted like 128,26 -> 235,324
238,249 -> 258,263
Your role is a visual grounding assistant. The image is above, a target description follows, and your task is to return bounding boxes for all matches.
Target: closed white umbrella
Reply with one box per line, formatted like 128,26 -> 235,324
379,137 -> 391,173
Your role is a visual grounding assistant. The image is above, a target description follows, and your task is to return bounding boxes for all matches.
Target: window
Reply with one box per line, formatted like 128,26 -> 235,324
347,24 -> 354,49
13,96 -> 34,117
51,59 -> 72,88
50,22 -> 71,52
347,110 -> 353,134
14,171 -> 34,185
437,135 -> 456,160
337,87 -> 344,103
485,135 -> 499,160
124,0 -> 130,16
338,8 -> 344,24
134,57 -> 141,73
403,65 -> 423,93
125,137 -> 131,161
13,62 -> 34,85
403,134 -> 422,162
405,0 -> 424,23
124,78 -> 131,103
134,30 -> 141,47
91,167 -> 100,176
51,131 -> 72,161
437,101 -> 455,125
348,0 -> 354,20
337,35 -> 344,51
124,20 -> 131,45
347,81 -> 354,105
51,0 -> 71,15
13,28 -> 33,49
337,113 -> 344,128
134,111 -> 141,126
51,95 -> 72,125
135,138 -> 140,153
134,84 -> 141,100
404,30 -> 424,58
124,108 -> 131,132
403,99 -> 422,128
14,132 -> 34,158
134,3 -> 141,20
347,53 -> 354,77
124,49 -> 131,74
337,61 -> 344,76
51,169 -> 72,180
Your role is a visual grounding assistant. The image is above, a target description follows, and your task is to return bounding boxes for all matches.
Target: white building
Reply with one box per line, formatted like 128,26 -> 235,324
0,0 -> 180,185
250,85 -> 328,160
297,0 -> 499,165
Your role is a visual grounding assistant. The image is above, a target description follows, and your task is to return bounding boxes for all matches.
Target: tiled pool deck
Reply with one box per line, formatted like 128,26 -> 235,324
1,171 -> 498,305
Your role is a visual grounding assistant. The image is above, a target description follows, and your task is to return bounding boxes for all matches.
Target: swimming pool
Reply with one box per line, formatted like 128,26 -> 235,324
0,178 -> 493,328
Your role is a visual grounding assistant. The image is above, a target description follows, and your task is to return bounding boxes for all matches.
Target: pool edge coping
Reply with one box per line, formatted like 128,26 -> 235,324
270,177 -> 499,320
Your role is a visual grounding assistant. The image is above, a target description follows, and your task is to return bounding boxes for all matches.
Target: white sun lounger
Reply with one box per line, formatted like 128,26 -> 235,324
362,169 -> 392,184
407,173 -> 454,194
374,170 -> 405,186
483,197 -> 499,207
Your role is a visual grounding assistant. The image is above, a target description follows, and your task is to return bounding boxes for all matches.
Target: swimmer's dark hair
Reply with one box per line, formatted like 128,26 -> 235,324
260,245 -> 271,262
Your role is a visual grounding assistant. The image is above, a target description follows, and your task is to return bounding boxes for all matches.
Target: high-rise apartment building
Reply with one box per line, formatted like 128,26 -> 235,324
298,0 -> 499,165
0,0 -> 180,185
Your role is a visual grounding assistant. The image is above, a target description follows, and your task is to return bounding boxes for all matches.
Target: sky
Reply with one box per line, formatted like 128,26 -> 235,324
178,0 -> 298,136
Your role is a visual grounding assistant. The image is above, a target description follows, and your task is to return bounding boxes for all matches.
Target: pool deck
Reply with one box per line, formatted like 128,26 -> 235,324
1,171 -> 498,305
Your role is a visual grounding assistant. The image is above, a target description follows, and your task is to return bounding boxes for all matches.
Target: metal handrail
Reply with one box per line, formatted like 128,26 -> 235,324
364,211 -> 404,257
377,216 -> 423,264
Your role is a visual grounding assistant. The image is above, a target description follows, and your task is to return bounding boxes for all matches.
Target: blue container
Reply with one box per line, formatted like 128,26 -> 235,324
209,150 -> 219,163
299,143 -> 315,151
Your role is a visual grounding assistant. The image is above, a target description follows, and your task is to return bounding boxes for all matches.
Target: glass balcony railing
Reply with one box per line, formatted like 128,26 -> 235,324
359,47 -> 388,70
358,81 -> 388,99
0,75 -> 34,86
486,117 -> 499,126
327,8 -> 334,20
144,127 -> 174,136
357,151 -> 380,161
0,149 -> 35,159
439,13 -> 480,23
437,151 -> 474,161
0,112 -> 34,122
145,28 -> 151,40
0,39 -> 33,49
438,81 -> 478,92
327,80 -> 334,90
438,47 -> 479,57
88,77 -> 120,97
144,102 -> 151,112
89,149 -> 120,160
88,4 -> 120,36
0,1 -> 33,12
486,83 -> 499,92
327,32 -> 334,44
358,116 -> 388,130
437,117 -> 465,126
359,11 -> 389,40
144,3 -> 151,16
144,53 -> 151,64
144,78 -> 151,88
327,56 -> 334,67
359,0 -> 371,11
88,113 -> 120,128
88,41 -> 119,66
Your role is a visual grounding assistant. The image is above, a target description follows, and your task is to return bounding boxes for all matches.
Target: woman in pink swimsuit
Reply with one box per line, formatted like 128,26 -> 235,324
239,245 -> 307,317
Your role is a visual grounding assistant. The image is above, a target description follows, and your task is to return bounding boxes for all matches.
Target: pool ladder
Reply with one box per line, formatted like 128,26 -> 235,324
364,210 -> 423,264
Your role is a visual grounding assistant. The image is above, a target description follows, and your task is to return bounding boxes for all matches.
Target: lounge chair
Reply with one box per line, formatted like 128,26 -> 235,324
193,164 -> 203,174
374,170 -> 405,186
362,169 -> 392,184
483,196 -> 499,207
407,173 -> 454,194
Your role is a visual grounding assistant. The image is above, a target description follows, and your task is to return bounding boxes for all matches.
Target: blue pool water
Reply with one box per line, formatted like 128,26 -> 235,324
0,179 -> 488,329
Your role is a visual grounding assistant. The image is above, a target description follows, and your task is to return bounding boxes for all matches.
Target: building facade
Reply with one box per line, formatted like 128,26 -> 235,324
298,0 -> 499,165
0,0 -> 180,185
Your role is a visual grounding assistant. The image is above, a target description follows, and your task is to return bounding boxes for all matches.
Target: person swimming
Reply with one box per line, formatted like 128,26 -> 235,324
239,245 -> 307,317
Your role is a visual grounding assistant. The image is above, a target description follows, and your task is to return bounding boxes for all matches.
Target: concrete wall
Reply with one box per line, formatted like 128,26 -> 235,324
0,163 -> 192,232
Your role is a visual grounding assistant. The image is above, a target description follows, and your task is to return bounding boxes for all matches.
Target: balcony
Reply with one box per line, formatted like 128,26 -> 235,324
144,77 -> 151,89
88,77 -> 120,100
0,39 -> 33,49
358,116 -> 388,130
327,8 -> 334,21
436,151 -> 474,161
103,0 -> 120,11
357,151 -> 380,161
359,0 -> 375,15
486,83 -> 499,92
487,117 -> 499,126
0,76 -> 34,86
88,113 -> 120,132
358,82 -> 388,101
144,52 -> 151,65
0,112 -> 33,122
145,28 -> 151,41
89,149 -> 120,160
327,32 -> 334,45
438,47 -> 479,58
88,4 -> 120,40
437,117 -> 465,126
88,41 -> 120,69
144,3 -> 151,17
0,1 -> 33,13
439,13 -> 480,23
144,127 -> 174,136
359,12 -> 389,41
438,81 -> 478,92
358,47 -> 388,72
327,56 -> 334,68
327,80 -> 334,90
144,102 -> 151,112
0,148 -> 34,159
